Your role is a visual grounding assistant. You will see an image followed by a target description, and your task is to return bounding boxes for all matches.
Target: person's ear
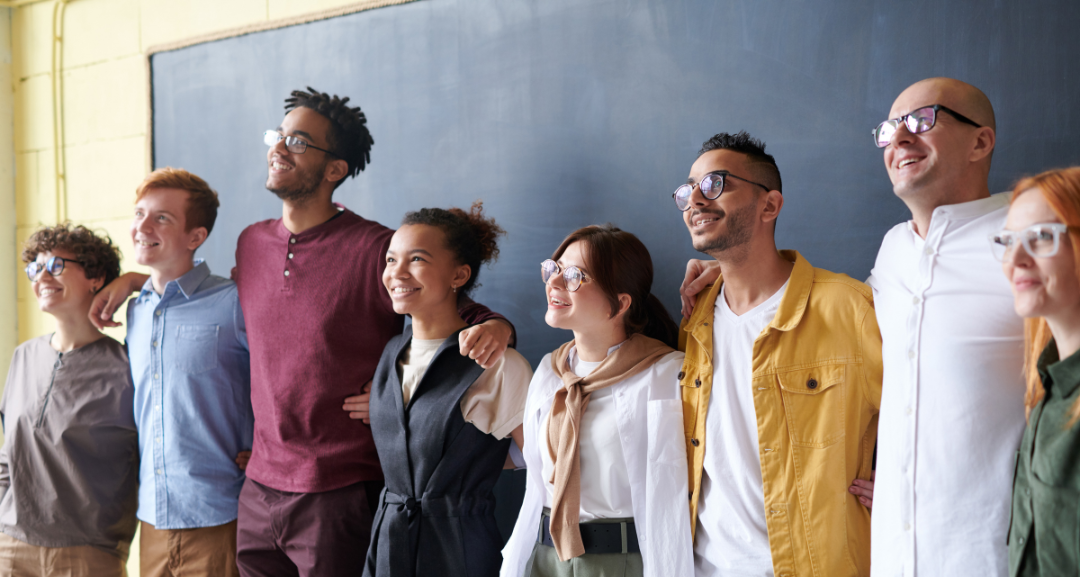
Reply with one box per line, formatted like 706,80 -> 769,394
324,158 -> 350,184
612,293 -> 632,319
452,264 -> 472,292
187,227 -> 209,252
970,126 -> 996,163
760,190 -> 784,224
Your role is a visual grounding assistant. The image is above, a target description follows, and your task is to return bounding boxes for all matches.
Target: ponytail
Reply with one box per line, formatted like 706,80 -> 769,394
641,294 -> 679,349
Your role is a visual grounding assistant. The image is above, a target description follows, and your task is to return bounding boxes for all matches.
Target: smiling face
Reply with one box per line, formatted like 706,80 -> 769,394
1003,189 -> 1080,323
266,107 -> 336,203
132,187 -> 206,272
30,248 -> 100,318
682,149 -> 765,258
884,79 -> 987,203
382,224 -> 471,317
544,240 -> 621,333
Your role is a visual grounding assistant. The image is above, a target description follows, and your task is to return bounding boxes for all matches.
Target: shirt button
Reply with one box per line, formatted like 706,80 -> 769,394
288,253 -> 294,259
155,310 -> 162,316
1019,537 -> 1025,544
924,246 -> 934,256
284,270 -> 290,277
691,438 -> 700,447
908,350 -> 916,360
152,340 -> 158,347
911,296 -> 920,305
153,373 -> 159,379
904,523 -> 912,531
906,406 -> 913,415
290,238 -> 297,244
156,468 -> 162,475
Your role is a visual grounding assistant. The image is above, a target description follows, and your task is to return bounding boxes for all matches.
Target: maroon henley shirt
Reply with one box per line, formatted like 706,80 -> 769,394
235,206 -> 506,493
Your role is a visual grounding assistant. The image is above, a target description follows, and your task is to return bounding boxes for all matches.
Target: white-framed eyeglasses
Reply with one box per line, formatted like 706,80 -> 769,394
988,223 -> 1070,261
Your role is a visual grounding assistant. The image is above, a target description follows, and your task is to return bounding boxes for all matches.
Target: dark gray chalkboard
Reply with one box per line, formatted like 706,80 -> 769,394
153,0 -> 1080,364
152,0 -> 1080,539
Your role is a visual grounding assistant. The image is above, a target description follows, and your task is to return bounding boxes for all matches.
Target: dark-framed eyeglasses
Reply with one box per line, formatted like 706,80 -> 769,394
263,130 -> 339,158
872,104 -> 982,148
988,223 -> 1070,261
25,256 -> 85,281
672,170 -> 771,212
541,259 -> 592,292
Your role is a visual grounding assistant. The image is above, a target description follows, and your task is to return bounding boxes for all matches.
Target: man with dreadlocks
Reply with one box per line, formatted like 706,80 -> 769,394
231,88 -> 516,576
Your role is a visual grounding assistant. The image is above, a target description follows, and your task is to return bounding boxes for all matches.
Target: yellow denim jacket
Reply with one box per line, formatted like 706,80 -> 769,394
679,251 -> 882,577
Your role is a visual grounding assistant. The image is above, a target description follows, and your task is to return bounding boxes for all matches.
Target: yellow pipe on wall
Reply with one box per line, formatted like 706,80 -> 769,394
50,0 -> 74,223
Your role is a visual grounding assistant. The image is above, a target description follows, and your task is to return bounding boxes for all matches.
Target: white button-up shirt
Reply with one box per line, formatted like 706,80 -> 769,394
501,345 -> 694,577
867,193 -> 1026,577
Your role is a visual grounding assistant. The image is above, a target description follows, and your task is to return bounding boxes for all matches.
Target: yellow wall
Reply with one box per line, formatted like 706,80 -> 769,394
11,0 -> 380,344
6,0 -> 388,573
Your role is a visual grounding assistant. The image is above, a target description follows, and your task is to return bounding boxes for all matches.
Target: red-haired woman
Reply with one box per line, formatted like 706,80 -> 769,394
502,225 -> 693,577
993,167 -> 1080,576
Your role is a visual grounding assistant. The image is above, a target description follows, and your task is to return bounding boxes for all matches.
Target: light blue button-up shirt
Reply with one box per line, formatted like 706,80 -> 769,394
127,261 -> 253,529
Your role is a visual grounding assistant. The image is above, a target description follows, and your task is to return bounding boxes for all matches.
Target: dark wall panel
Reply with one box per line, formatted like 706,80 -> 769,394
152,0 -> 1080,363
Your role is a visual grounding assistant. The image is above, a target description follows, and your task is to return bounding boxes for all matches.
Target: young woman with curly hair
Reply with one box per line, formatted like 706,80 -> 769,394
0,224 -> 138,576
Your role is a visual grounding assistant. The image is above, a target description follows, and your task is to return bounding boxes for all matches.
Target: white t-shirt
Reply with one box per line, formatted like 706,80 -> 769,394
540,347 -> 634,521
694,280 -> 788,577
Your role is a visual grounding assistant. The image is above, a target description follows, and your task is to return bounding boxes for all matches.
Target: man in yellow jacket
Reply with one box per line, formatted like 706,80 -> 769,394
673,131 -> 882,577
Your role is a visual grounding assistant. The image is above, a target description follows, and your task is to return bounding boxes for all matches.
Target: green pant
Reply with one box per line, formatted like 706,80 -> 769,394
523,511 -> 643,577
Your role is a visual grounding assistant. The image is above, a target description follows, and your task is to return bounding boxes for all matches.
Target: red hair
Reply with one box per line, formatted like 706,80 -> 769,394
1012,167 -> 1080,425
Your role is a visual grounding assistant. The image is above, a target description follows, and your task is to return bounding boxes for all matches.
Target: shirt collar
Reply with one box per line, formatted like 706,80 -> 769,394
906,192 -> 1011,234
139,260 -> 211,300
684,250 -> 805,341
1039,340 -> 1080,398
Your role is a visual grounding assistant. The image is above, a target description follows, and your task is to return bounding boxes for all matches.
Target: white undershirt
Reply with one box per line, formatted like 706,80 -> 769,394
694,280 -> 788,577
540,346 -> 633,521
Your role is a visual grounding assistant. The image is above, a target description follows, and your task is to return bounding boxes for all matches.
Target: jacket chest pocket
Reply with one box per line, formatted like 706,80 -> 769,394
776,364 -> 846,448
172,324 -> 220,374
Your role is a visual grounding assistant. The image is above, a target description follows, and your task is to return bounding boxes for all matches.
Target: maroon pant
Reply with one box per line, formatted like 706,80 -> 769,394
236,478 -> 383,577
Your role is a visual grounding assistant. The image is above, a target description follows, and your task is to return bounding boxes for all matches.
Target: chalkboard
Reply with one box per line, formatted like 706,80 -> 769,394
151,0 -> 1080,541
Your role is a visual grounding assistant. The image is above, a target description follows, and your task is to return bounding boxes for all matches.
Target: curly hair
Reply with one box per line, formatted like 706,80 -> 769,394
285,87 -> 374,188
401,201 -> 505,297
699,131 -> 782,193
21,223 -> 122,290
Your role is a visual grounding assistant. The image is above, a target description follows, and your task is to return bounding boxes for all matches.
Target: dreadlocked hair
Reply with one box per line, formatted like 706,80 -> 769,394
285,87 -> 374,187
401,201 -> 505,298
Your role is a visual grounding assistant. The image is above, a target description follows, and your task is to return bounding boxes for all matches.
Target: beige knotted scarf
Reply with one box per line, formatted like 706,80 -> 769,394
545,333 -> 674,561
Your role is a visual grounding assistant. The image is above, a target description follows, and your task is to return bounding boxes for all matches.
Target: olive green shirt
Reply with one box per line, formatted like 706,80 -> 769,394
1009,341 -> 1080,577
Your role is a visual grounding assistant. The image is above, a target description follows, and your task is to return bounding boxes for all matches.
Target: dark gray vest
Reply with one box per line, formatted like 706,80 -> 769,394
364,326 -> 511,577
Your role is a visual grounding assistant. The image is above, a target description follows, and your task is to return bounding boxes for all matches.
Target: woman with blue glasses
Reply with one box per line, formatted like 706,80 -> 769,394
0,224 -> 138,577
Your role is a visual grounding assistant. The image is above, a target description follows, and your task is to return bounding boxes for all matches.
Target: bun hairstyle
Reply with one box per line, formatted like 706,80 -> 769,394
401,200 -> 505,298
551,224 -> 679,348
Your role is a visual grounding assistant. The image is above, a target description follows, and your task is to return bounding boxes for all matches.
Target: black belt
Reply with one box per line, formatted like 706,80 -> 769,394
538,510 -> 639,555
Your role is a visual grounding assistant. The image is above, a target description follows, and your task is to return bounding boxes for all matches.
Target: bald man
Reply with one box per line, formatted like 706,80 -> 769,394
860,78 -> 1025,577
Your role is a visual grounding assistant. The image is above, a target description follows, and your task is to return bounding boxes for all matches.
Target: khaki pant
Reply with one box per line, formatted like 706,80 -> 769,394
140,520 -> 239,577
0,531 -> 126,577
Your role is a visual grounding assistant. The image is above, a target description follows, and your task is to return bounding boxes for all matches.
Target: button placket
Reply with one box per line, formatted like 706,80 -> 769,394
284,237 -> 297,279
